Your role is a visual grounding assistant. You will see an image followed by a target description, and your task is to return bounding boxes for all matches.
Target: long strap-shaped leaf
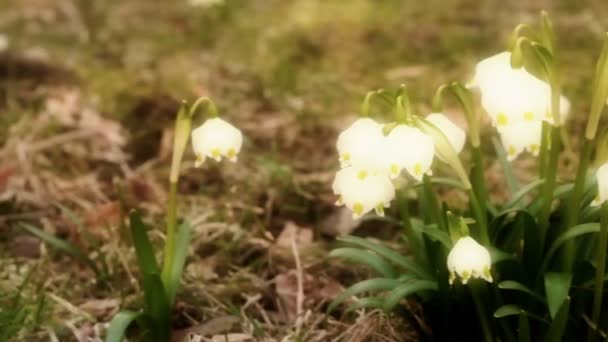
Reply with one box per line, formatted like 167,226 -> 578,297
498,281 -> 545,303
345,297 -> 385,313
142,273 -> 171,341
105,310 -> 143,342
541,223 -> 600,272
20,223 -> 102,278
411,223 -> 452,249
330,248 -> 397,278
382,280 -> 438,311
129,211 -> 160,275
328,277 -> 409,313
165,222 -> 192,305
337,236 -> 431,279
544,298 -> 570,342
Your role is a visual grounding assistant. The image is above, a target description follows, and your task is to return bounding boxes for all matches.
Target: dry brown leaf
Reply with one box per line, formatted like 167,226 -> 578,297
274,221 -> 313,249
12,235 -> 41,259
78,298 -> 119,320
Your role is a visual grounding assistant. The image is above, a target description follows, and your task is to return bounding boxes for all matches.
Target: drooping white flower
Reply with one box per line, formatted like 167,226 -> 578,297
336,118 -> 386,174
473,52 -> 555,129
447,236 -> 493,285
191,117 -> 243,166
426,113 -> 466,154
499,120 -> 543,161
383,125 -> 434,181
332,166 -> 395,219
592,163 -> 608,206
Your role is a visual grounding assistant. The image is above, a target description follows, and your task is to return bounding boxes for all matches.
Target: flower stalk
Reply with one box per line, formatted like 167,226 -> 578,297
588,201 -> 608,342
162,103 -> 192,286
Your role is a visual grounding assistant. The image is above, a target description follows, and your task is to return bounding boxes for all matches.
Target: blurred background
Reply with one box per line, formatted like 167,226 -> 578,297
1,0 -> 608,340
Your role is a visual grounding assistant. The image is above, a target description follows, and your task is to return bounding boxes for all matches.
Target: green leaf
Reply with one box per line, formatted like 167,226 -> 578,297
129,211 -> 160,275
518,311 -> 531,342
413,176 -> 467,190
328,278 -> 405,313
503,179 -> 545,209
105,310 -> 143,342
492,137 -> 519,194
411,223 -> 452,249
494,304 -> 523,318
19,223 -> 102,278
544,298 -> 570,342
544,272 -> 572,319
498,281 -> 544,302
345,297 -> 385,313
142,273 -> 170,340
489,247 -> 516,264
337,236 -> 431,279
542,223 -> 600,270
165,221 -> 192,305
330,248 -> 397,278
382,280 -> 438,311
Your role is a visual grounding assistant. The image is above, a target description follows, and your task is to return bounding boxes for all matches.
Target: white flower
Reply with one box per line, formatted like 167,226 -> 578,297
473,52 -> 555,129
447,236 -> 493,285
383,125 -> 434,180
426,113 -> 466,154
332,166 -> 395,219
592,163 -> 608,206
499,120 -> 542,161
336,118 -> 386,174
191,118 -> 242,166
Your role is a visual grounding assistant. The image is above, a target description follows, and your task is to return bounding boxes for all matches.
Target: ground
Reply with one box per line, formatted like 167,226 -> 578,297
0,0 -> 607,341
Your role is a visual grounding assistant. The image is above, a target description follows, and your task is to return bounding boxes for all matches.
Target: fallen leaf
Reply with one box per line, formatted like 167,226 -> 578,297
12,235 -> 41,259
275,221 -> 313,249
78,298 -> 119,320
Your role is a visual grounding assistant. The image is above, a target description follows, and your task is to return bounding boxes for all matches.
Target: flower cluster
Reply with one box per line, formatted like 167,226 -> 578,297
332,115 -> 465,219
472,52 -> 570,160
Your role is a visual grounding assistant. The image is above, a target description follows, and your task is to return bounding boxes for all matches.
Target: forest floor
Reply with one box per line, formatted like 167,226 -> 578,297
1,0 -> 607,341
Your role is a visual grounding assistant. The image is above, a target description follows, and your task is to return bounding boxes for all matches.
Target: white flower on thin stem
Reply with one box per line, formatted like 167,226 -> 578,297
473,52 -> 556,129
447,236 -> 493,285
499,120 -> 543,161
592,163 -> 608,206
191,117 -> 243,167
332,166 -> 395,219
384,125 -> 434,181
426,113 -> 466,154
336,118 -> 386,175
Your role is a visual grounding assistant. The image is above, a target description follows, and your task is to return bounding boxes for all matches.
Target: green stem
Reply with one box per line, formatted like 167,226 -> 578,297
563,138 -> 593,270
469,189 -> 490,245
423,175 -> 445,231
397,189 -> 426,266
472,285 -> 493,342
538,122 -> 550,178
161,181 -> 178,286
471,146 -> 489,213
588,202 -> 608,342
539,80 -> 562,249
